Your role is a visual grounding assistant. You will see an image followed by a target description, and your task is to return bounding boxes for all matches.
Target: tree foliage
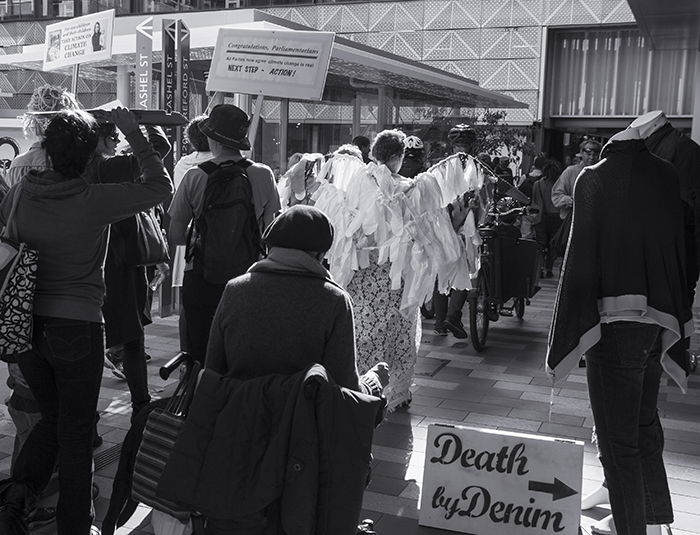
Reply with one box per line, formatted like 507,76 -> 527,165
403,109 -> 537,170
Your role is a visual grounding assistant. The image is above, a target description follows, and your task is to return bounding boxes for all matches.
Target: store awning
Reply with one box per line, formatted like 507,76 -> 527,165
0,9 -> 526,110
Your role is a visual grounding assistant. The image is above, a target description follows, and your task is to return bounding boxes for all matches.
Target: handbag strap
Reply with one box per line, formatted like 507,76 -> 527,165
1,183 -> 23,240
166,360 -> 201,416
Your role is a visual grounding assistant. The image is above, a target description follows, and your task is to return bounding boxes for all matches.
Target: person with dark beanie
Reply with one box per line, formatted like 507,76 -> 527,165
547,126 -> 691,535
157,206 -> 388,535
0,108 -> 172,535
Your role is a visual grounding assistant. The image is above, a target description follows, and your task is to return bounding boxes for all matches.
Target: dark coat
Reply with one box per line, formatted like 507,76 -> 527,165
157,364 -> 384,535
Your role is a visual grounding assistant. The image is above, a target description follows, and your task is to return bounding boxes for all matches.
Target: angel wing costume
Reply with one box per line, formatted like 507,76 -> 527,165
286,152 -> 489,409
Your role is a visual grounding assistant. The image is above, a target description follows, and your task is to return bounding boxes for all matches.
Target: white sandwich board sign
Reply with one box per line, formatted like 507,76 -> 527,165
206,28 -> 334,101
419,424 -> 584,535
43,9 -> 115,71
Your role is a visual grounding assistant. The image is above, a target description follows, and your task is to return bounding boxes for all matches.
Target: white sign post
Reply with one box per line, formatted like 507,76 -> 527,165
206,28 -> 334,100
419,424 -> 583,535
43,9 -> 115,72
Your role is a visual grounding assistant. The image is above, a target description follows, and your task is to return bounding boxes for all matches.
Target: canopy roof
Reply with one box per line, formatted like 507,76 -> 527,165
0,9 -> 526,110
626,0 -> 700,50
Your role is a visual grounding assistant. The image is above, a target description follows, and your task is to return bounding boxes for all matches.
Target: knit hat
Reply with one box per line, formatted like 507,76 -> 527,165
262,205 -> 334,253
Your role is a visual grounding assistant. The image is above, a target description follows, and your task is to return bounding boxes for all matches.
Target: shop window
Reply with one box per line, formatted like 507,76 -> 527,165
547,28 -> 696,117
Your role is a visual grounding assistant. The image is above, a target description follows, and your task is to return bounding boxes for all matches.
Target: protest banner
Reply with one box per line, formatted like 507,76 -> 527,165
43,9 -> 115,72
206,28 -> 334,101
419,424 -> 583,535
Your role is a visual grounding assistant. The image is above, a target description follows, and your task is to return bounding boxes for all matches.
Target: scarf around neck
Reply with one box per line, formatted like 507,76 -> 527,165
248,247 -> 335,284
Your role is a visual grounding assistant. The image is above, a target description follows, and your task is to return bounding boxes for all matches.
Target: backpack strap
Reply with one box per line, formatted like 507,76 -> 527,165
198,159 -> 253,175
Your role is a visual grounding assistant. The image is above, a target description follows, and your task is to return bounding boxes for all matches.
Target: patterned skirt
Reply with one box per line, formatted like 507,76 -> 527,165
346,261 -> 421,411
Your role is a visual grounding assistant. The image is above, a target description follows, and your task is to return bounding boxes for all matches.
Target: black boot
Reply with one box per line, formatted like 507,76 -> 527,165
0,479 -> 35,535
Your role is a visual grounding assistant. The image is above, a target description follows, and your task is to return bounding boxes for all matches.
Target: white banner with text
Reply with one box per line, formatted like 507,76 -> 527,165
43,9 -> 115,71
206,28 -> 334,101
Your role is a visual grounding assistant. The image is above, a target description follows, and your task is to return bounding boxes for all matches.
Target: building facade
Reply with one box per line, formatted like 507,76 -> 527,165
0,0 -> 697,165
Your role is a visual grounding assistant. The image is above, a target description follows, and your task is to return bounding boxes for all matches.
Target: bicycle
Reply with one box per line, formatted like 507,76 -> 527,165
468,206 -> 541,352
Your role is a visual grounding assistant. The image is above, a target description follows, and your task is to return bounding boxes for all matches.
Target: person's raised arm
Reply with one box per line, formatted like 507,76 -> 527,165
86,108 -> 173,224
145,125 -> 171,160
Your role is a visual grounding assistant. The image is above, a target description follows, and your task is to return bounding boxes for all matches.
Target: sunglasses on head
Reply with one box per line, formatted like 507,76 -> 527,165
582,148 -> 596,154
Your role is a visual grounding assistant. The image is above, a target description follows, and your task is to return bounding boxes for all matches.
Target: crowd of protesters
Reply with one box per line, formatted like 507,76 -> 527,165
0,83 -> 698,535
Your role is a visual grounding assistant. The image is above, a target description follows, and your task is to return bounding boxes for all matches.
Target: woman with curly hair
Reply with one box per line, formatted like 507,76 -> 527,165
6,84 -> 80,188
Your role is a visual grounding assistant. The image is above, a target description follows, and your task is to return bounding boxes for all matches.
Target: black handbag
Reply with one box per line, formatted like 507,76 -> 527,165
131,359 -> 201,520
549,210 -> 572,259
131,205 -> 170,267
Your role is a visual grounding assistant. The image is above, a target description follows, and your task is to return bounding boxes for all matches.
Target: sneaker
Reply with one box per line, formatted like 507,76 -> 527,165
433,323 -> 448,336
357,519 -> 377,535
27,507 -> 56,530
443,319 -> 468,339
90,526 -> 102,535
104,352 -> 125,380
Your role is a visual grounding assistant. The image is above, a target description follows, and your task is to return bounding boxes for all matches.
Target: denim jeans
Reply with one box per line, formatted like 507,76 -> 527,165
13,316 -> 104,535
586,321 -> 673,535
182,270 -> 226,366
119,334 -> 151,417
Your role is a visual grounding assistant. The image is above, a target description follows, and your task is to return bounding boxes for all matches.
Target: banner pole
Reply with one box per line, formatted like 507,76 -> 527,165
248,94 -> 264,154
205,91 -> 224,115
71,64 -> 80,96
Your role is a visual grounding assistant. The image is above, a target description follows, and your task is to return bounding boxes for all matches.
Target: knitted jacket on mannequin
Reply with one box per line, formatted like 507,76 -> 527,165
547,138 -> 693,391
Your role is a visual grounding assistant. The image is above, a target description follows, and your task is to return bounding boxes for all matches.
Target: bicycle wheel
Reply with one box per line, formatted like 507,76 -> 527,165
514,297 -> 525,319
469,274 -> 489,352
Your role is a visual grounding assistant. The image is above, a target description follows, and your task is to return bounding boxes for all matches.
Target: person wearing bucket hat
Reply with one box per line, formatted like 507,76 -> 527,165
205,204 -> 389,394
168,104 -> 280,364
198,104 -> 251,151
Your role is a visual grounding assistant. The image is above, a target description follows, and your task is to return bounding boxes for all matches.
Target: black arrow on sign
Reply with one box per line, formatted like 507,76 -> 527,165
528,478 -> 578,501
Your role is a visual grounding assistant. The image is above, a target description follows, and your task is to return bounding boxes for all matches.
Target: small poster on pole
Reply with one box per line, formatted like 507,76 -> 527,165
206,28 -> 334,101
43,9 -> 115,71
419,424 -> 583,535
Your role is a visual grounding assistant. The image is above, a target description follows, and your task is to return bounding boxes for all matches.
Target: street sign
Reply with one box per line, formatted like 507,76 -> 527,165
419,424 -> 583,535
176,19 -> 191,157
135,16 -> 154,110
161,19 -> 177,169
43,9 -> 115,71
206,28 -> 334,101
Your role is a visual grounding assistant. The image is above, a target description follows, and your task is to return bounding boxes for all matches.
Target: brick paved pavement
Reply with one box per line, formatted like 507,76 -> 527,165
1,275 -> 699,534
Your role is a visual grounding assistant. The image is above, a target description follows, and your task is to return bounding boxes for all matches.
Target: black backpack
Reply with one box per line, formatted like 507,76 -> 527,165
186,159 -> 261,284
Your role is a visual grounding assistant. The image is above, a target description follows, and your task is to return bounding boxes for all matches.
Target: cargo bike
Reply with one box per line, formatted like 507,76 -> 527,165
467,189 -> 542,352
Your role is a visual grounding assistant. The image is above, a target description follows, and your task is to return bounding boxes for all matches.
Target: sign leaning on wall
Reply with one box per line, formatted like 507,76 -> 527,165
419,424 -> 584,535
43,9 -> 115,71
206,28 -> 334,101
